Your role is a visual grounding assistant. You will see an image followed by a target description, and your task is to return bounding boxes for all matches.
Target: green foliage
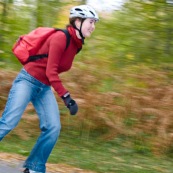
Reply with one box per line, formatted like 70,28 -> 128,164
85,0 -> 173,69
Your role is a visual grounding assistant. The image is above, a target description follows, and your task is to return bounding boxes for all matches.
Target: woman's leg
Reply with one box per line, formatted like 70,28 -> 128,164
23,87 -> 61,173
0,70 -> 34,140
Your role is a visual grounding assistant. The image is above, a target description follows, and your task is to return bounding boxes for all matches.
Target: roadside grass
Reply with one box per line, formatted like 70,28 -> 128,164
1,129 -> 173,173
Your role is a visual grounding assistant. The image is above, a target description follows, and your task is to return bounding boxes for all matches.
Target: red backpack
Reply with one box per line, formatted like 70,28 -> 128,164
12,27 -> 71,65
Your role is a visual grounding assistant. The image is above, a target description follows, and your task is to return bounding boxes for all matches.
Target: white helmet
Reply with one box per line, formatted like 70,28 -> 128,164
70,5 -> 99,21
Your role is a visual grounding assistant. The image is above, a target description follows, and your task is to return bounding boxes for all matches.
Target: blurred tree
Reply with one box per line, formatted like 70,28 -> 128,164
165,0 -> 173,55
0,0 -> 13,58
21,0 -> 62,28
0,0 -> 7,17
0,0 -> 13,22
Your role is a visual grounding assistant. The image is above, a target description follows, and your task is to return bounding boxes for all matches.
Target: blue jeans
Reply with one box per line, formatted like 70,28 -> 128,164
0,68 -> 61,173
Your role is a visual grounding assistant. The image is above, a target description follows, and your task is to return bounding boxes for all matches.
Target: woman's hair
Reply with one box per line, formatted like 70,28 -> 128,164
66,17 -> 83,28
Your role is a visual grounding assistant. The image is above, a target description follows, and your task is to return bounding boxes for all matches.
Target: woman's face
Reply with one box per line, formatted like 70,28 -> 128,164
81,18 -> 96,38
73,18 -> 96,38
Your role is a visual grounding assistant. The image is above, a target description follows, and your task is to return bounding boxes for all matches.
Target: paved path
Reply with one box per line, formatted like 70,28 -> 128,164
0,153 -> 96,173
0,160 -> 23,173
0,160 -> 53,173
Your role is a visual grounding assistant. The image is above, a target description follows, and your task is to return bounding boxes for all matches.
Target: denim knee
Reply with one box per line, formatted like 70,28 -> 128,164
41,123 -> 61,137
50,124 -> 61,137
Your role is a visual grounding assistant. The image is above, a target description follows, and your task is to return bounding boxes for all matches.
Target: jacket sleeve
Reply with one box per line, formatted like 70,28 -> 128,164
46,32 -> 68,97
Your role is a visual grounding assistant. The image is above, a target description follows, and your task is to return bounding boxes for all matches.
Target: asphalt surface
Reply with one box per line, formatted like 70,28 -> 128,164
0,160 -> 24,173
0,153 -> 95,173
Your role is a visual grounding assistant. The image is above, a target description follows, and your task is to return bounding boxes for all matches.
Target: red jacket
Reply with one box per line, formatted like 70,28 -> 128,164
24,26 -> 82,97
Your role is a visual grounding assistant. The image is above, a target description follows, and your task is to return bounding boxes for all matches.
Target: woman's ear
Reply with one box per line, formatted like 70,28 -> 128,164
74,18 -> 82,29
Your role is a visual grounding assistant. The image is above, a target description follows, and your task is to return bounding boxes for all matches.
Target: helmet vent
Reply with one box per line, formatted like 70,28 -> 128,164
75,8 -> 83,11
79,13 -> 85,16
89,11 -> 95,17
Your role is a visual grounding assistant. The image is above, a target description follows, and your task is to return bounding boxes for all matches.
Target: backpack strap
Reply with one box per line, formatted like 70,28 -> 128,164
28,29 -> 71,62
58,29 -> 82,54
56,29 -> 71,51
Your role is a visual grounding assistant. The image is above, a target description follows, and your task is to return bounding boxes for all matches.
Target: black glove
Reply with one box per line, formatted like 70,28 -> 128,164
61,92 -> 78,115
